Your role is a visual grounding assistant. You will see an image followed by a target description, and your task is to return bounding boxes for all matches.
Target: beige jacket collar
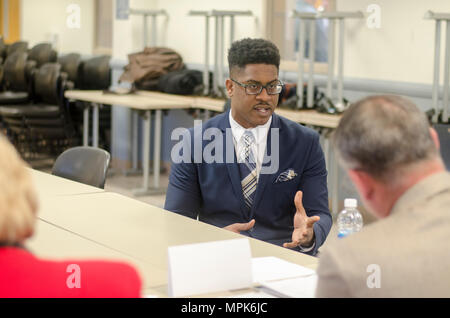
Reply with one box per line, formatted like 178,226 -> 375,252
390,171 -> 450,216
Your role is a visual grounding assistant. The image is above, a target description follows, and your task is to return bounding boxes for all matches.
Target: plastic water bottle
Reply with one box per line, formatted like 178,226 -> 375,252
337,198 -> 363,238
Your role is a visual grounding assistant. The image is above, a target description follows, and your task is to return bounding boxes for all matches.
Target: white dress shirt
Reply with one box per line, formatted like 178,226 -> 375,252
229,111 -> 272,181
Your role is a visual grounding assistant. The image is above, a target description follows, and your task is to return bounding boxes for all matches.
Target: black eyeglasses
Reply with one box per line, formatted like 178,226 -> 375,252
231,78 -> 284,95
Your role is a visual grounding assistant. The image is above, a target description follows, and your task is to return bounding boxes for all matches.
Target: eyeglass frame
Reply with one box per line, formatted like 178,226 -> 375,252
230,78 -> 284,95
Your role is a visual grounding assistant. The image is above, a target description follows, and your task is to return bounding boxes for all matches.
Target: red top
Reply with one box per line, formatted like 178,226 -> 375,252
0,247 -> 142,298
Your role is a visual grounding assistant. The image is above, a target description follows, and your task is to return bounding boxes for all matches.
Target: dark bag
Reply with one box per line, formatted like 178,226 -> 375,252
119,47 -> 184,90
157,69 -> 203,95
278,83 -> 320,110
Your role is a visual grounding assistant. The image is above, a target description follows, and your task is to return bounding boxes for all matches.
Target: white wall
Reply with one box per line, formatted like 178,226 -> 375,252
154,0 -> 264,66
112,0 -> 158,61
337,0 -> 450,85
112,0 -> 264,65
21,0 -> 95,55
20,0 -> 450,86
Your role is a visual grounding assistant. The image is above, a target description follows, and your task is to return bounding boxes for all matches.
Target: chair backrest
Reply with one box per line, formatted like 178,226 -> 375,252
28,42 -> 57,68
79,55 -> 111,90
33,63 -> 62,105
434,124 -> 450,171
3,51 -> 29,91
0,64 -> 3,86
58,53 -> 82,87
52,146 -> 111,188
6,41 -> 28,57
0,37 -> 6,62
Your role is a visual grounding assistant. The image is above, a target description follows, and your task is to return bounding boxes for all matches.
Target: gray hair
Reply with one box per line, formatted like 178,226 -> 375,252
332,95 -> 438,181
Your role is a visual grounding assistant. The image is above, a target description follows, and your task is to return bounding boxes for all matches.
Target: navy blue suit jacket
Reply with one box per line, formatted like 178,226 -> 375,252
164,111 -> 331,255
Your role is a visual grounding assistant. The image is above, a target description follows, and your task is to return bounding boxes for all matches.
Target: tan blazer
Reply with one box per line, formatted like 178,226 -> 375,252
315,172 -> 450,297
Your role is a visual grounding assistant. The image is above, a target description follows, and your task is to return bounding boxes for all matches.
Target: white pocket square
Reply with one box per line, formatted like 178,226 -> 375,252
275,169 -> 298,183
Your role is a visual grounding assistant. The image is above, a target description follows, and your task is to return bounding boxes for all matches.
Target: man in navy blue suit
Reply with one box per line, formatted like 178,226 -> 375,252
165,38 -> 331,256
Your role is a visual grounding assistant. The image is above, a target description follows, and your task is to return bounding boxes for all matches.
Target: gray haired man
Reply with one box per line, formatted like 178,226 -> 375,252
315,95 -> 450,297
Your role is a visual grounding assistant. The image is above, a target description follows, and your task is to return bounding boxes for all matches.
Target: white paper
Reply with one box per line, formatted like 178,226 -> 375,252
168,238 -> 253,297
252,256 -> 316,283
226,291 -> 277,298
260,274 -> 318,298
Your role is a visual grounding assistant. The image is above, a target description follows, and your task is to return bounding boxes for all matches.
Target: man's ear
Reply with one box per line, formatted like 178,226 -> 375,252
225,78 -> 234,98
347,169 -> 376,202
429,127 -> 440,150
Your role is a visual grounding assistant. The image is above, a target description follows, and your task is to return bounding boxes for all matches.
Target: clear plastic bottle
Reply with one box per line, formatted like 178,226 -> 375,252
337,198 -> 363,238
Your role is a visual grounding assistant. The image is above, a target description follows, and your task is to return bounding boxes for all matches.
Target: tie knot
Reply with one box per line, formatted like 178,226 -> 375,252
243,131 -> 255,147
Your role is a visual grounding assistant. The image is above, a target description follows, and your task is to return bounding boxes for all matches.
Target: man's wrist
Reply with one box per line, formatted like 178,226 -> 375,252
299,232 -> 316,251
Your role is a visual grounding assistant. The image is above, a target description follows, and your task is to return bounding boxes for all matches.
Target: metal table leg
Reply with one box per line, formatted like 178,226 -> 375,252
125,110 -> 143,176
203,16 -> 210,96
336,18 -> 345,109
307,19 -> 316,108
443,21 -> 450,123
432,20 -> 442,124
153,109 -> 162,190
331,147 -> 339,217
133,110 -> 166,196
327,19 -> 335,100
83,104 -> 90,147
213,16 -> 219,96
297,19 -> 305,109
92,103 -> 99,148
322,129 -> 330,173
133,110 -> 151,196
218,16 -> 225,95
151,14 -> 157,47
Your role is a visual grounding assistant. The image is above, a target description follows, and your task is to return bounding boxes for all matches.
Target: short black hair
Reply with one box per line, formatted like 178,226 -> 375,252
228,38 -> 280,74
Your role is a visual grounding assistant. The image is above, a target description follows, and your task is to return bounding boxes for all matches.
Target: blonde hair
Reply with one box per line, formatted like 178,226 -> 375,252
0,135 -> 38,244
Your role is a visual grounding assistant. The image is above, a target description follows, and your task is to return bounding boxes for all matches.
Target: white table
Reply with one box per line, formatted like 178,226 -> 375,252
27,219 -> 167,291
28,171 -> 319,297
36,192 -> 318,291
29,168 -> 104,198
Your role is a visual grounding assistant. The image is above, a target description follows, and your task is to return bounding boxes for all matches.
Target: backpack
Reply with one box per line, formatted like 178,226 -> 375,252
119,47 -> 184,90
157,69 -> 204,95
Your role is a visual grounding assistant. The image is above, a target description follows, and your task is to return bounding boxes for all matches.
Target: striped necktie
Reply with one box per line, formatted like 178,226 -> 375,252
239,131 -> 257,210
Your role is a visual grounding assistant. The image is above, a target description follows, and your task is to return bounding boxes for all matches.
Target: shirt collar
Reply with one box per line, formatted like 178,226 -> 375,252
229,111 -> 272,144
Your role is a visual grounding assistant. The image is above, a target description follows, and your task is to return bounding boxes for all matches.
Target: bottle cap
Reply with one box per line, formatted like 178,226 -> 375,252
344,198 -> 357,208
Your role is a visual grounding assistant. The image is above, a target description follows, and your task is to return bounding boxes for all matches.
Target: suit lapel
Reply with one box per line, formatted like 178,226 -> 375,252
219,111 -> 250,217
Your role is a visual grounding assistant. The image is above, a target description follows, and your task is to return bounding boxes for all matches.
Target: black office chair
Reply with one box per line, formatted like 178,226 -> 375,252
79,55 -> 111,90
75,55 -> 112,150
0,52 -> 36,149
434,123 -> 450,171
0,51 -> 35,105
0,63 -> 78,157
28,42 -> 57,68
0,37 -> 6,65
6,41 -> 28,57
58,53 -> 82,88
52,146 -> 111,188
